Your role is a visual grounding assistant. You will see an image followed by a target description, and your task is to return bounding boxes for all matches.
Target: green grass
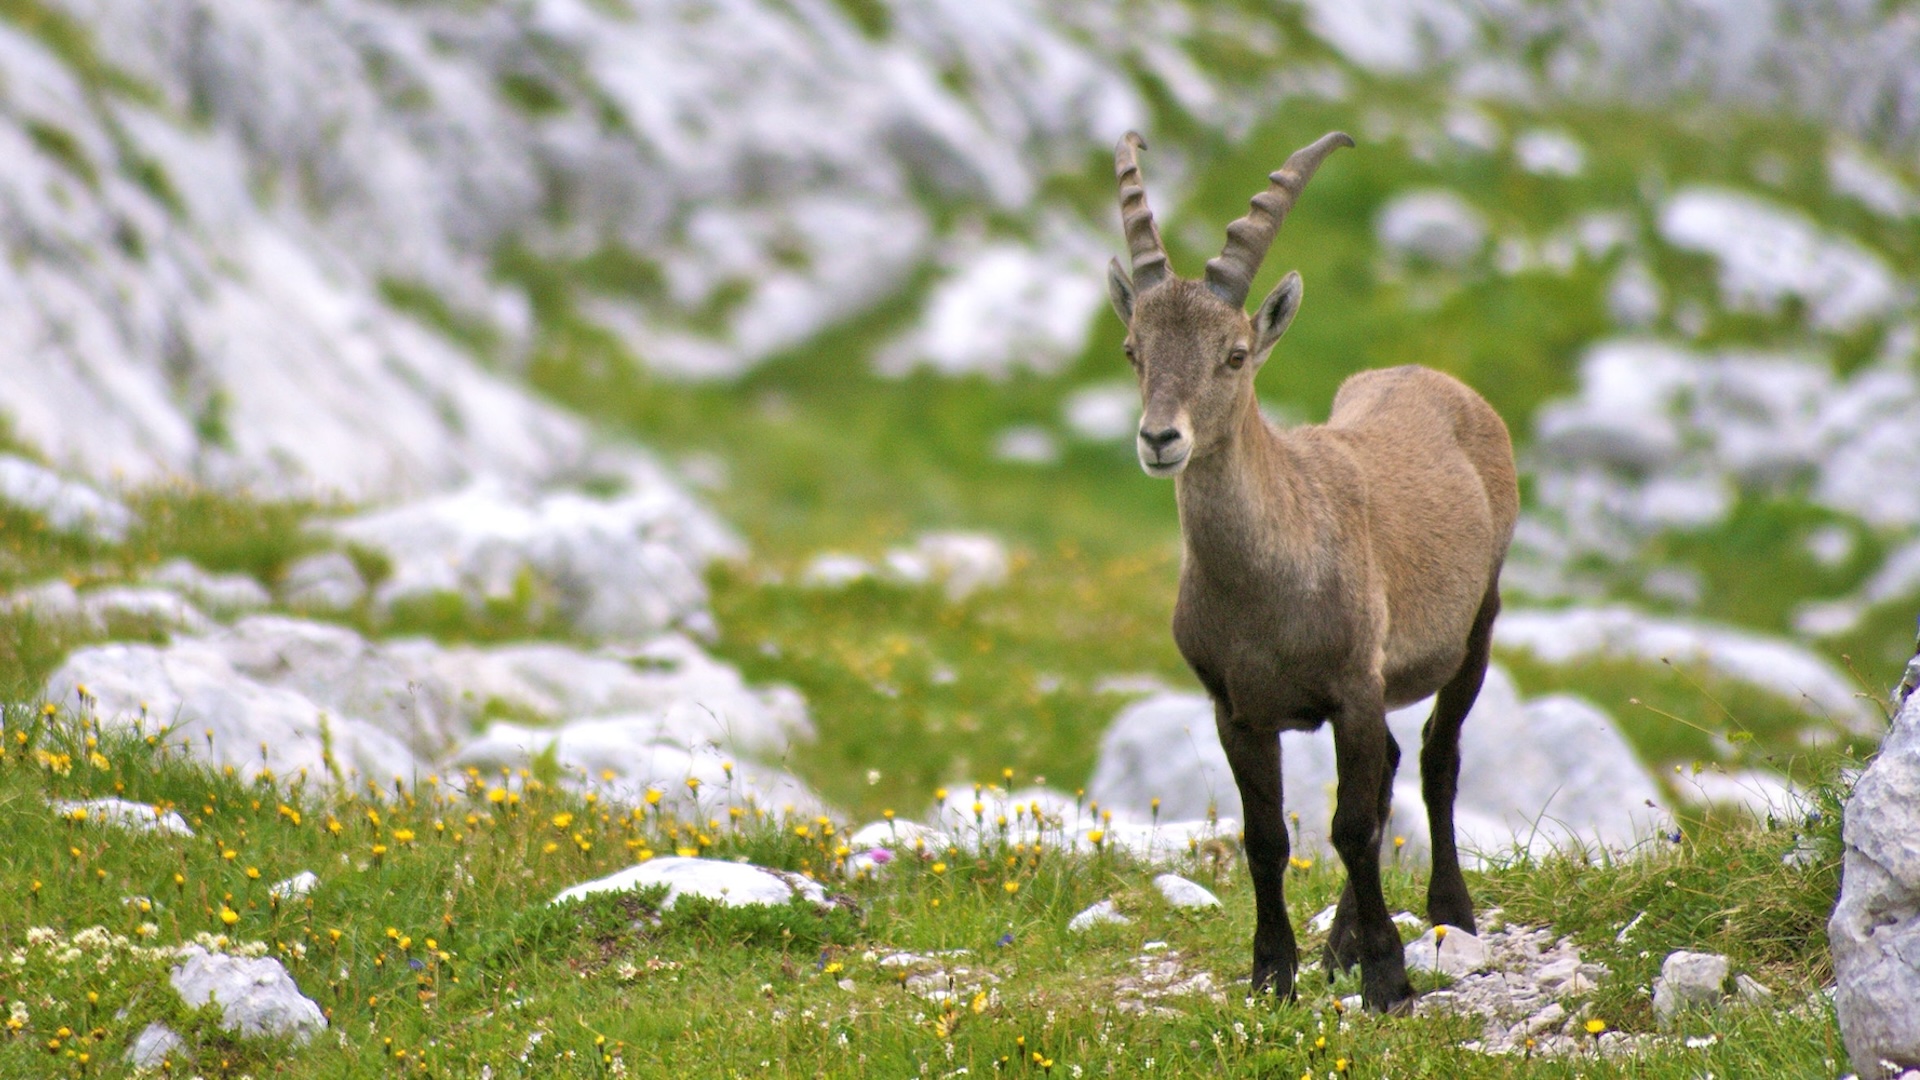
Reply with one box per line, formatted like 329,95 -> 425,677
0,704 -> 1852,1077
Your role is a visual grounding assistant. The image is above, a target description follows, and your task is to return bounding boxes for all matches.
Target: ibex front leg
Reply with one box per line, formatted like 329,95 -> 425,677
1217,708 -> 1297,997
1328,688 -> 1415,1012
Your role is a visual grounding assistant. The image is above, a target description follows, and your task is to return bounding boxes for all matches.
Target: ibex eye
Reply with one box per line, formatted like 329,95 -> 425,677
1226,349 -> 1248,370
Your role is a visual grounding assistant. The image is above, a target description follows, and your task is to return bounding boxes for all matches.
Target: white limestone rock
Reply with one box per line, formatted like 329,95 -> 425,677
269,871 -> 319,902
125,1022 -> 187,1070
326,479 -> 737,640
1495,605 -> 1875,732
47,638 -> 427,784
1152,874 -> 1220,910
0,455 -> 134,542
277,552 -> 366,613
875,221 -> 1107,380
1832,688 -> 1920,1078
1376,189 -> 1487,268
884,532 -> 1011,601
1652,950 -> 1730,1023
1405,926 -> 1488,977
1068,899 -> 1132,933
51,798 -> 194,837
143,559 -> 271,617
450,724 -> 822,818
1513,129 -> 1586,177
554,856 -> 827,910
2,580 -> 213,635
1660,187 -> 1903,333
170,946 -> 326,1043
47,616 -> 813,796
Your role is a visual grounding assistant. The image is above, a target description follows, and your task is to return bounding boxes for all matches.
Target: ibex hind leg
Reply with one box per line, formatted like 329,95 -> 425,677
1323,732 -> 1399,976
1420,584 -> 1499,934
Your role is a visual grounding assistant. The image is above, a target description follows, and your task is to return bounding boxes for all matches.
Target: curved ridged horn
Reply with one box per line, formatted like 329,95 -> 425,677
1114,131 -> 1171,290
1203,131 -> 1354,308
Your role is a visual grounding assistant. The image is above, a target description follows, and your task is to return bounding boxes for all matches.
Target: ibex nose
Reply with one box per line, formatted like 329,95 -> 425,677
1139,427 -> 1182,452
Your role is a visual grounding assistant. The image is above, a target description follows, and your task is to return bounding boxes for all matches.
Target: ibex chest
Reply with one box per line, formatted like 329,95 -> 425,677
1171,559 -> 1371,730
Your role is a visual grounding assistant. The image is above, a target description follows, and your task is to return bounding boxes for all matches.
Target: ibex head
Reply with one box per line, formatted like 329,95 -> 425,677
1106,131 -> 1353,476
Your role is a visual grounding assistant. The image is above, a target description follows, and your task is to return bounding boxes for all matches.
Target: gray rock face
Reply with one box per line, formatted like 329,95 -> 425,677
170,946 -> 325,1043
1832,688 -> 1920,1077
1651,950 -> 1730,1023
1086,665 -> 1668,864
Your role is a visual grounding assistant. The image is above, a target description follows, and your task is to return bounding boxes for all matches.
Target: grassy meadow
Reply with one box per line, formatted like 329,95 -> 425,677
0,15 -> 1914,1075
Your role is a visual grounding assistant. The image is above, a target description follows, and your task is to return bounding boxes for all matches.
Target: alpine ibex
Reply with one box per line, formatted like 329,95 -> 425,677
1105,131 -> 1518,1011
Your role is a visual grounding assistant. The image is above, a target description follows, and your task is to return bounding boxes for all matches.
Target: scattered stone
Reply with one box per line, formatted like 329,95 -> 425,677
1114,948 -> 1223,1016
1405,926 -> 1488,977
0,455 -> 135,542
883,532 -> 1010,601
1376,189 -> 1487,267
1652,951 -> 1730,1023
1308,905 -> 1338,935
1413,922 -> 1614,1057
553,856 -> 827,910
800,553 -> 874,589
1513,129 -> 1586,177
278,552 -> 366,612
1832,686 -> 1920,1078
269,872 -> 320,902
125,1022 -> 187,1070
51,798 -> 194,837
1068,899 -> 1131,932
1153,875 -> 1219,910
170,946 -> 326,1043
1733,973 -> 1773,1005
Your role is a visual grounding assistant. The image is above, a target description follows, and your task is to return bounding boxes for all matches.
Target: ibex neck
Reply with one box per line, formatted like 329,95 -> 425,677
1173,403 -> 1303,573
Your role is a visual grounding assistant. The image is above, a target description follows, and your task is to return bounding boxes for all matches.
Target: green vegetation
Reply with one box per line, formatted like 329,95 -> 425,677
0,704 -> 1853,1077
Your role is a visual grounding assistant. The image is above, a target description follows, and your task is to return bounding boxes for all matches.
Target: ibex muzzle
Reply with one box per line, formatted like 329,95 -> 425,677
1106,130 -> 1518,1014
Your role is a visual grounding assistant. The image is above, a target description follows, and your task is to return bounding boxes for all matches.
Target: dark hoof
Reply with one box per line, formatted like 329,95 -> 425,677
1250,960 -> 1298,1001
1360,954 -> 1416,1014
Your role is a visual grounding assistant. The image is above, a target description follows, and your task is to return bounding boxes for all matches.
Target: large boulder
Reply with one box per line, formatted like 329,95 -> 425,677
1087,665 -> 1669,864
325,476 -> 740,640
44,615 -> 815,800
1832,688 -> 1920,1078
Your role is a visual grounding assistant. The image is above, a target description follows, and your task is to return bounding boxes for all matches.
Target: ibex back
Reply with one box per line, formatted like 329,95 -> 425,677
1105,131 -> 1517,1012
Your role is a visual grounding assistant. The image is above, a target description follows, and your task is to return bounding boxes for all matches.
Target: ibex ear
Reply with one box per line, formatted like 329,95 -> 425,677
1252,271 -> 1302,359
1107,257 -> 1136,325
